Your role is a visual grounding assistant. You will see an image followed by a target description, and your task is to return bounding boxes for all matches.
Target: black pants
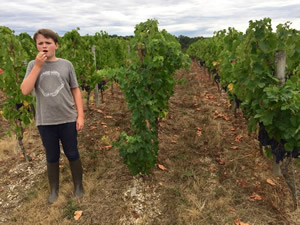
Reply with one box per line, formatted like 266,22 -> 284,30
38,122 -> 80,163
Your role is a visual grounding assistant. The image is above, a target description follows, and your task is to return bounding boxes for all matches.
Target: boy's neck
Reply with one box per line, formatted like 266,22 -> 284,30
46,56 -> 58,62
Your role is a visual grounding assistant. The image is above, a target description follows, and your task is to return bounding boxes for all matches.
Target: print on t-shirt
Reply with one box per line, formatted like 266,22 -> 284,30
38,71 -> 64,97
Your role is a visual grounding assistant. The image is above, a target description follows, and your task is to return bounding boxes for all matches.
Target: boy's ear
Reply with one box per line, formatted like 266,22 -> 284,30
55,43 -> 58,49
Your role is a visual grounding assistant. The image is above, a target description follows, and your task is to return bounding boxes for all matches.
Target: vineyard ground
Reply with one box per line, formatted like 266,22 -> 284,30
0,61 -> 300,224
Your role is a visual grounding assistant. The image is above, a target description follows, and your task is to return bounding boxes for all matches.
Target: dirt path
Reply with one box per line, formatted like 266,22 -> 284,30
1,61 -> 300,224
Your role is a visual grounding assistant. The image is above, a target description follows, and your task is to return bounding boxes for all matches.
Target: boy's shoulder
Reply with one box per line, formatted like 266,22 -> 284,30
57,58 -> 74,65
28,59 -> 35,65
58,58 -> 70,63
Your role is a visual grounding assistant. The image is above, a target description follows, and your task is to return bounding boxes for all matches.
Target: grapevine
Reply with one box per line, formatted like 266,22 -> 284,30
103,19 -> 191,175
0,26 -> 35,161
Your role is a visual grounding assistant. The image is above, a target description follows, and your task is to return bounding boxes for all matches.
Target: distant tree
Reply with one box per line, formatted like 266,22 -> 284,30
109,34 -> 134,40
177,35 -> 204,52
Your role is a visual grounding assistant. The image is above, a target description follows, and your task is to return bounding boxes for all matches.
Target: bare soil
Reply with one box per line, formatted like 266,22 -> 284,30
1,61 -> 300,225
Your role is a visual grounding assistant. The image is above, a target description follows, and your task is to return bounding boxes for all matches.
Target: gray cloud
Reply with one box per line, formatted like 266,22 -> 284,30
1,0 -> 299,37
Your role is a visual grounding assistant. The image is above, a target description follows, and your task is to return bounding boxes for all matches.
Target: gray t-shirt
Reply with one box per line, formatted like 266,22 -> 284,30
24,58 -> 79,126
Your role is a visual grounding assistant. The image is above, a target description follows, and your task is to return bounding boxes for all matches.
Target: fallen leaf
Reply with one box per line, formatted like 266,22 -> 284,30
196,130 -> 202,136
231,146 -> 239,150
157,164 -> 167,171
206,94 -> 216,99
213,111 -> 230,121
249,192 -> 263,201
104,115 -> 113,119
240,222 -> 249,225
171,140 -> 177,144
235,134 -> 243,142
229,208 -> 236,214
89,126 -> 97,131
234,218 -> 241,225
266,179 -> 276,186
234,218 -> 249,225
236,179 -> 247,188
104,145 -> 113,150
74,210 -> 83,220
96,109 -> 103,113
22,180 -> 27,185
215,157 -> 225,165
209,166 -> 216,172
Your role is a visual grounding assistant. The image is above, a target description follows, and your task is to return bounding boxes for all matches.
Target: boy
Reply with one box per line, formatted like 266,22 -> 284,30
20,29 -> 84,204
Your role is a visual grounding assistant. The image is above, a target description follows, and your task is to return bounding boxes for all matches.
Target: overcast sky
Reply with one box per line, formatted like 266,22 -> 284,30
1,0 -> 299,37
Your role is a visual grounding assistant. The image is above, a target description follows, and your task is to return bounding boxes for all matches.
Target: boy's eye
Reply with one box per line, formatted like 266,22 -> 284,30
37,42 -> 52,45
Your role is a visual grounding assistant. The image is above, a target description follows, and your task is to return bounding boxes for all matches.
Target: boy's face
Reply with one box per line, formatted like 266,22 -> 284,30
35,34 -> 58,61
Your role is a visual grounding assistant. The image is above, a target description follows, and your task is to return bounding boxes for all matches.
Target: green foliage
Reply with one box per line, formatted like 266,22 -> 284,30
57,28 -> 97,90
0,26 -> 35,136
187,17 -> 300,153
104,19 -> 191,175
93,31 -> 129,70
16,32 -> 37,61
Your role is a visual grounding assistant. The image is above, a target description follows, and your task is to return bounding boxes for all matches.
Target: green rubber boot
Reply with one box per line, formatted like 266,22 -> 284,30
69,159 -> 84,198
47,162 -> 59,204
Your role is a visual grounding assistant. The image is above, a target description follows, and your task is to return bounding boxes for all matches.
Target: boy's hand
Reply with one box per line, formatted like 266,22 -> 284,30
76,117 -> 84,131
35,51 -> 48,68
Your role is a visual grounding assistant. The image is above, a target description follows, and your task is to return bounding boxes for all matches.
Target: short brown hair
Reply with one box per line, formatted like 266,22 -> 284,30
33,29 -> 59,44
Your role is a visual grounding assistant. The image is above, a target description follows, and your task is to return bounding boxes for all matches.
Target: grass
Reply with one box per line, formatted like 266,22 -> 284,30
64,199 -> 80,219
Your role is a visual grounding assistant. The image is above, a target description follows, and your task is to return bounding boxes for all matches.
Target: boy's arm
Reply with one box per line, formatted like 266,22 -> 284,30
20,52 -> 47,95
71,87 -> 84,131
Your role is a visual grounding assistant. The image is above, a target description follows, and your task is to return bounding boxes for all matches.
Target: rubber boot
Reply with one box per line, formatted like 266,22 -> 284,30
69,159 -> 84,198
47,162 -> 59,204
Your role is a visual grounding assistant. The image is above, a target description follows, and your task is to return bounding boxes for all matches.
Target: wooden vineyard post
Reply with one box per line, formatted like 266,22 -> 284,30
92,45 -> 99,107
274,50 -> 298,210
275,50 -> 286,85
272,50 -> 286,177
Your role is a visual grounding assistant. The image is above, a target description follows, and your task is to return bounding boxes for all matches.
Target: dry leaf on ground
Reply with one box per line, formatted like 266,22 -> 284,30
89,126 -> 97,131
248,192 -> 263,201
157,164 -> 167,171
235,134 -> 243,142
266,179 -> 276,186
234,218 -> 249,225
74,210 -> 83,220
